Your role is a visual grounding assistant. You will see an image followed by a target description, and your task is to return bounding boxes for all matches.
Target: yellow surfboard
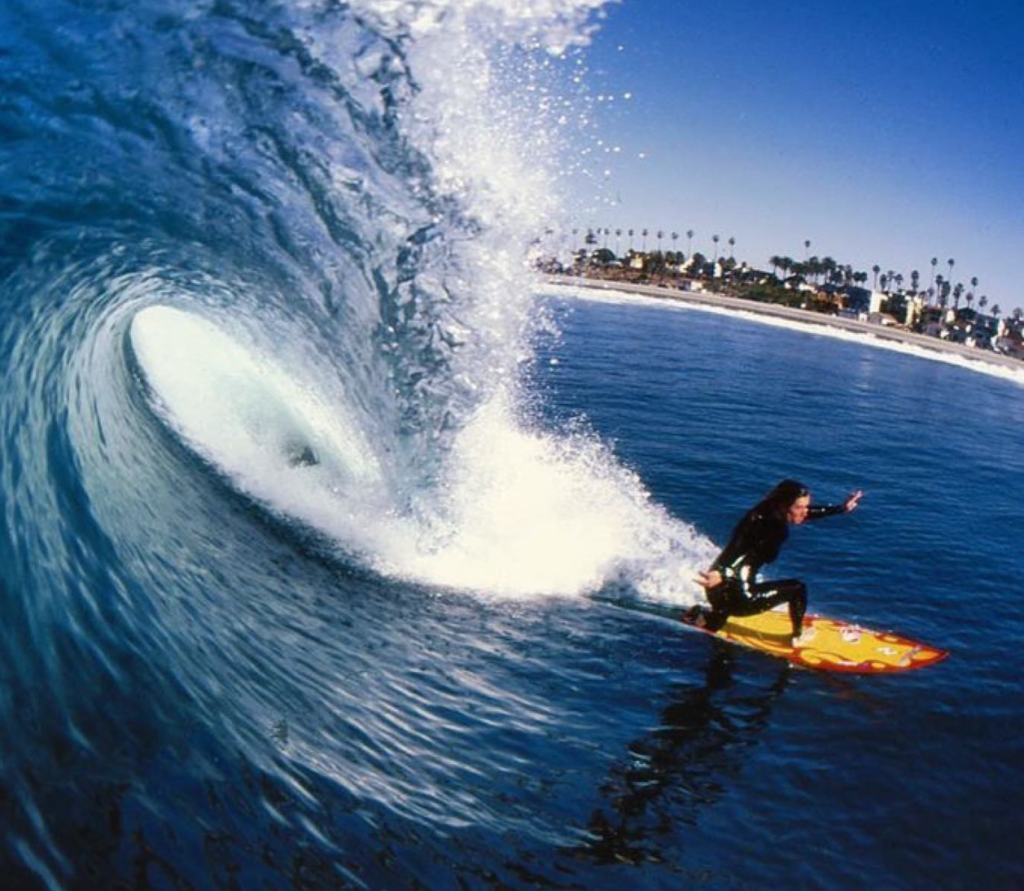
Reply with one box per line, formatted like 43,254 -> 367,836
685,607 -> 948,673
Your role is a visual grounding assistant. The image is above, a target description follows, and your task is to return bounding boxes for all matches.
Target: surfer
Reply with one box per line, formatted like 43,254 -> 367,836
688,480 -> 863,644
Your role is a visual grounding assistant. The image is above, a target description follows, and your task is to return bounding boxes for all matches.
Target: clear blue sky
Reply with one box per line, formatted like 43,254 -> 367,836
564,0 -> 1024,313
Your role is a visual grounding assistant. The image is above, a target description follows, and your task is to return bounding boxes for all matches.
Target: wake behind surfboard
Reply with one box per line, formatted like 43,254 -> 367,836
681,606 -> 948,673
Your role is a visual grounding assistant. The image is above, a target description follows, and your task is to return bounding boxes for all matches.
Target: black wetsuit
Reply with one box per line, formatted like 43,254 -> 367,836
702,501 -> 846,637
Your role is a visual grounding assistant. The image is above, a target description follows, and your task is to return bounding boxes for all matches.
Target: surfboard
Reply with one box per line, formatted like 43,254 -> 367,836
682,606 -> 948,673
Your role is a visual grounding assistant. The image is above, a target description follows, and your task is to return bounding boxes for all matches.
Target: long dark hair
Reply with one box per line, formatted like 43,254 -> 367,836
757,479 -> 809,516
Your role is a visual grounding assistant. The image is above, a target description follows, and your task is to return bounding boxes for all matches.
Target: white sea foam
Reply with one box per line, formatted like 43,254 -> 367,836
551,282 -> 1024,389
372,394 -> 715,597
130,305 -> 714,602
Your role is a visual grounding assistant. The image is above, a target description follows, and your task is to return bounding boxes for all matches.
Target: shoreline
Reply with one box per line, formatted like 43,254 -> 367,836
544,274 -> 1024,374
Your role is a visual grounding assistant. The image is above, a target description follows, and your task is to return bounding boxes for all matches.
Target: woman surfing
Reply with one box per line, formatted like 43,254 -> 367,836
687,480 -> 864,644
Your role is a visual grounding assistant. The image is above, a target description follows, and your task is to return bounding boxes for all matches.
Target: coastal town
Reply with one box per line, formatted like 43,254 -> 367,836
537,228 -> 1024,362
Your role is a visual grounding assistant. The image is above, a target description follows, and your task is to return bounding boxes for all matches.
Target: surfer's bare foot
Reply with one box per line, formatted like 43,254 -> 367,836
683,606 -> 707,628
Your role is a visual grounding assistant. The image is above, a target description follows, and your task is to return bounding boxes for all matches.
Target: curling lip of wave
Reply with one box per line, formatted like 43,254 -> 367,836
129,304 -> 714,600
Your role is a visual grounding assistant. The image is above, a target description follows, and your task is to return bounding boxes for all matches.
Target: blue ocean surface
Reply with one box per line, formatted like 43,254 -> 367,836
535,288 -> 1024,884
2,1 -> 1023,890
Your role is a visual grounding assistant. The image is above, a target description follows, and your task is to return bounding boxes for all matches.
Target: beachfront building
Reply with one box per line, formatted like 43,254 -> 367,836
880,292 -> 925,328
918,304 -> 955,337
995,315 -> 1024,358
946,307 -> 1001,349
831,285 -> 873,316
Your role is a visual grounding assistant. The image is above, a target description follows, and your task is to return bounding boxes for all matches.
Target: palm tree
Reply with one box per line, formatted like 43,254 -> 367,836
728,236 -> 736,260
979,294 -> 988,314
947,258 -> 955,285
804,239 -> 811,260
686,229 -> 694,259
628,228 -> 635,252
992,303 -> 1001,319
930,257 -> 938,295
571,228 -> 579,252
910,269 -> 920,294
656,230 -> 664,254
872,265 -> 881,289
641,228 -> 649,252
820,256 -> 836,285
769,255 -> 785,278
808,256 -> 822,284
615,228 -> 622,256
712,234 -> 720,262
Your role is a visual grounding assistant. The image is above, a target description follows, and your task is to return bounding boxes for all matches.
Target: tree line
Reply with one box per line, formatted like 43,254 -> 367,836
568,227 -> 1012,321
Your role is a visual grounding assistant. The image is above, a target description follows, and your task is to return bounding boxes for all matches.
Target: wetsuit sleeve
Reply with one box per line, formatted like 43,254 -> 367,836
806,503 -> 846,520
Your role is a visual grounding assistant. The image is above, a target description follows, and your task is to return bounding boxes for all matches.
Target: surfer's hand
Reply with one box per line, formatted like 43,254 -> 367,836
696,569 -> 722,589
844,490 -> 864,512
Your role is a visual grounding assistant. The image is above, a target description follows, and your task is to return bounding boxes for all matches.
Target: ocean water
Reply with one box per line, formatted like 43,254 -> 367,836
2,1 -> 1022,889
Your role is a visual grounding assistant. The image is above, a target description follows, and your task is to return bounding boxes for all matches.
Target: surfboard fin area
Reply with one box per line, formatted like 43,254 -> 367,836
683,607 -> 948,673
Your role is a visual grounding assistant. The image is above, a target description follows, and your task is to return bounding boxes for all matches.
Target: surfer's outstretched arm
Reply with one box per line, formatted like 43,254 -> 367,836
806,489 -> 864,521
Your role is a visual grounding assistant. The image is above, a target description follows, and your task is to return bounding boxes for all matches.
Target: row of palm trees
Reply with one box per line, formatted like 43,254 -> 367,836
768,253 -> 1003,318
573,227 -> 737,263
568,227 -> 1012,320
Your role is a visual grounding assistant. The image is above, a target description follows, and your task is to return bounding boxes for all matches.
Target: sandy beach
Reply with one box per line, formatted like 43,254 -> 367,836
545,274 -> 1024,374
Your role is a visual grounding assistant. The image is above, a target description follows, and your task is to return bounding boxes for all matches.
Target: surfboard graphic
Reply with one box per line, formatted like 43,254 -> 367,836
683,607 -> 948,673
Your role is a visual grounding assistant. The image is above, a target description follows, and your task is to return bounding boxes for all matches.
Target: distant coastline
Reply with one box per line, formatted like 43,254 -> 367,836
544,274 -> 1024,375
